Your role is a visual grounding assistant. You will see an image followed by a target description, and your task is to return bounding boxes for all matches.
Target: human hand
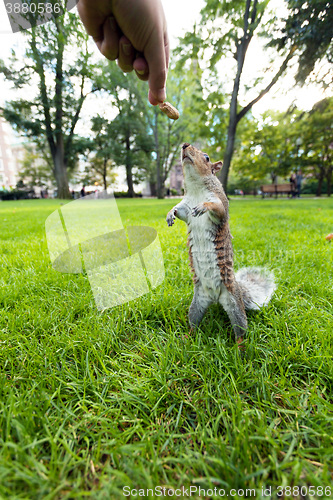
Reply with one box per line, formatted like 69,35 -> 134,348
77,0 -> 169,105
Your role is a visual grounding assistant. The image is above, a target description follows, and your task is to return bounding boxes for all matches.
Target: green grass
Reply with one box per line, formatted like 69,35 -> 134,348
0,197 -> 332,499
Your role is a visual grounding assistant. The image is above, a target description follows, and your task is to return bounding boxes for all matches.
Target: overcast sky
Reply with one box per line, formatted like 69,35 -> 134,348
0,0 -> 331,116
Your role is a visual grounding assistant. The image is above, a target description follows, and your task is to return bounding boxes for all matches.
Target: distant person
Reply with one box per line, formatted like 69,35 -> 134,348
77,0 -> 169,105
296,170 -> 303,198
80,186 -> 86,197
289,173 -> 296,198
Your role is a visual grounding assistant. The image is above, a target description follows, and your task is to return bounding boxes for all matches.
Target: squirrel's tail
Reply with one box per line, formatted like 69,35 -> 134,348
235,267 -> 276,310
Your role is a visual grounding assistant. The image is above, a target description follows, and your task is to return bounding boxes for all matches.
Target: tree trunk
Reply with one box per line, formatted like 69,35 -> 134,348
220,118 -> 237,192
126,165 -> 134,197
149,181 -> 157,197
327,167 -> 332,197
53,21 -> 71,199
219,1 -> 252,193
219,30 -> 296,193
316,169 -> 324,197
271,172 -> 277,184
103,160 -> 107,191
125,136 -> 135,197
53,145 -> 70,199
153,110 -> 164,199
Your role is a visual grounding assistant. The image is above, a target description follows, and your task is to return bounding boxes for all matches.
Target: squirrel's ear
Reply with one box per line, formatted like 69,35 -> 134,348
211,161 -> 222,175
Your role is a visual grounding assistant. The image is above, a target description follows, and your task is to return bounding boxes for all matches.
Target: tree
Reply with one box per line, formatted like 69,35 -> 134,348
232,100 -> 333,197
177,0 -> 298,192
17,143 -> 54,189
179,0 -> 332,193
272,0 -> 333,85
0,3 -> 98,198
94,65 -> 154,197
95,59 -> 206,199
149,59 -> 208,198
81,116 -> 118,191
297,98 -> 333,196
232,111 -> 299,183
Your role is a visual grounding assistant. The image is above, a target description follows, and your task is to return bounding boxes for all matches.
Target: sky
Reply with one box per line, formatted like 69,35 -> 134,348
0,0 -> 331,116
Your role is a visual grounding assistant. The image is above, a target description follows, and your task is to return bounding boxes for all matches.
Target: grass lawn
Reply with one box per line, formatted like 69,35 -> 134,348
0,197 -> 332,499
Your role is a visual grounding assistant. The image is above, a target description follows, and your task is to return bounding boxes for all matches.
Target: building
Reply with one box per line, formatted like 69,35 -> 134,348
168,161 -> 184,195
0,117 -> 19,190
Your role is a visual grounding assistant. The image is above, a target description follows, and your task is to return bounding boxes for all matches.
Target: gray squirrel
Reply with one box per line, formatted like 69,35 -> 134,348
166,143 -> 276,347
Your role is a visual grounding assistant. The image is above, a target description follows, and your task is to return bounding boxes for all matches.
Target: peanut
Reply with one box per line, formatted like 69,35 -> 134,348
158,101 -> 180,120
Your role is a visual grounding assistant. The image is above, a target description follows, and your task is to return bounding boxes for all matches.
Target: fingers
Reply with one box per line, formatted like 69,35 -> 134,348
97,22 -> 137,74
77,0 -> 170,104
96,24 -> 145,77
117,36 -> 135,73
133,56 -> 149,81
145,27 -> 169,105
97,16 -> 121,60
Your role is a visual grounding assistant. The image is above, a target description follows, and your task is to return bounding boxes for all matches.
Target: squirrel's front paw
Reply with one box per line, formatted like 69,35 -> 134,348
166,209 -> 177,226
192,203 -> 208,217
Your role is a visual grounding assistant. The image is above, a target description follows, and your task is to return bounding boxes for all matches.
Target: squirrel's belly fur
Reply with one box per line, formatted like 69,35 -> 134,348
186,189 -> 232,302
187,213 -> 223,302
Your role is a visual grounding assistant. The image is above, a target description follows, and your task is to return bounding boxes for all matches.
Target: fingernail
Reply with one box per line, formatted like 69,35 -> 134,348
137,69 -> 145,75
109,16 -> 117,31
123,43 -> 132,56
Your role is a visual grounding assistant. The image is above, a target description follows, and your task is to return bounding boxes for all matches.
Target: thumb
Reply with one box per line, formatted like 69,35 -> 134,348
145,29 -> 169,105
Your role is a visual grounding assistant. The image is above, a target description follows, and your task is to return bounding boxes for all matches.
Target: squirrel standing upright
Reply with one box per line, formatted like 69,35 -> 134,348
166,143 -> 276,346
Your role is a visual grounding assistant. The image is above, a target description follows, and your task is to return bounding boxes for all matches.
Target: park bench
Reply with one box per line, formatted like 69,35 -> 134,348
261,183 -> 293,198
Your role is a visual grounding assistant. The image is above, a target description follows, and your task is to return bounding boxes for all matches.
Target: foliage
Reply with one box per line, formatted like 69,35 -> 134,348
93,58 -> 207,199
17,143 -> 54,189
80,116 -> 118,191
0,189 -> 35,200
93,65 -> 154,197
232,98 -> 333,197
0,198 -> 332,496
272,0 -> 333,85
297,97 -> 333,196
149,59 -> 207,198
232,110 -> 300,183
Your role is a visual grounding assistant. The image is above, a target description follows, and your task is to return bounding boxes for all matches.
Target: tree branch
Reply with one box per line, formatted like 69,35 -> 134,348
236,45 -> 297,123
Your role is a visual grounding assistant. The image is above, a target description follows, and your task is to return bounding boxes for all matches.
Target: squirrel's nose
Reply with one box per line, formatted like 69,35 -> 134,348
182,143 -> 190,150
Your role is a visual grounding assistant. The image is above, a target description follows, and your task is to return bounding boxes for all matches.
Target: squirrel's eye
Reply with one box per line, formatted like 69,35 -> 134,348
203,154 -> 210,162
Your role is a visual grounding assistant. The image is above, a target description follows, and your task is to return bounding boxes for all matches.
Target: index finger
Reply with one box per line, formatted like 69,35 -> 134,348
145,29 -> 169,105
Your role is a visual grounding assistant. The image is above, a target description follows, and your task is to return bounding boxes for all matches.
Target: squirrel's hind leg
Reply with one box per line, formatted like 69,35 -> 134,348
189,284 -> 213,329
219,286 -> 248,342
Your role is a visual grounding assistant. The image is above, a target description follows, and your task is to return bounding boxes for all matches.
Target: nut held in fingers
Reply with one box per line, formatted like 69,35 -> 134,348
158,102 -> 180,120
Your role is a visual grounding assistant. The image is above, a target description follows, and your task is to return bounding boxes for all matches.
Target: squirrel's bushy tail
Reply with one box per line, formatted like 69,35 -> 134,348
235,267 -> 276,310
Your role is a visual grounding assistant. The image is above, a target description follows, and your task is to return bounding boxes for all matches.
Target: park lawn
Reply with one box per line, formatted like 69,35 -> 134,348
0,197 -> 332,499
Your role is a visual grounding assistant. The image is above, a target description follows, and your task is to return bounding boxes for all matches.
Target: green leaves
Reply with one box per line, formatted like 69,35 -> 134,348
272,0 -> 333,84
